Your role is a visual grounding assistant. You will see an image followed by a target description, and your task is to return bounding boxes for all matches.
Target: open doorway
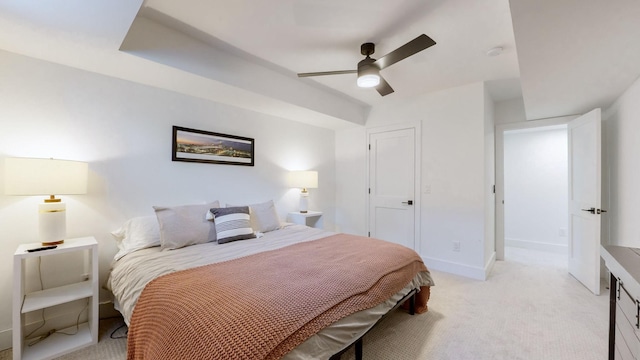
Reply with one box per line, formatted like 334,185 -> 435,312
502,125 -> 568,267
495,117 -> 574,264
496,111 -> 603,294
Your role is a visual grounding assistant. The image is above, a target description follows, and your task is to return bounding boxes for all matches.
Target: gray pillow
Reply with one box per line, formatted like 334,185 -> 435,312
211,206 -> 256,244
154,201 -> 219,250
226,200 -> 281,233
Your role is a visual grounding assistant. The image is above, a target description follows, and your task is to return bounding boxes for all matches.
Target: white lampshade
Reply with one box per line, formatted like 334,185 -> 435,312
5,157 -> 88,196
288,171 -> 318,190
5,157 -> 88,245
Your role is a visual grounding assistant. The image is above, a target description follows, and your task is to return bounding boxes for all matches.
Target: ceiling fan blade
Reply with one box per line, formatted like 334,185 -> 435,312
297,70 -> 357,77
376,76 -> 394,96
374,34 -> 436,70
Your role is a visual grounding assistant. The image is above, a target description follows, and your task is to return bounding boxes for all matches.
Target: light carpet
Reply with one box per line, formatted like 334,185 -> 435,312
0,247 -> 608,359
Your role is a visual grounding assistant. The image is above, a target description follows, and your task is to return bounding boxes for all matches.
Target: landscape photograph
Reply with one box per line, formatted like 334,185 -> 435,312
173,127 -> 254,166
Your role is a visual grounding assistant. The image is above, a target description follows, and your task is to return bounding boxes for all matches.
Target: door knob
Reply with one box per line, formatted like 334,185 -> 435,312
581,207 -> 596,214
402,200 -> 413,205
597,209 -> 607,214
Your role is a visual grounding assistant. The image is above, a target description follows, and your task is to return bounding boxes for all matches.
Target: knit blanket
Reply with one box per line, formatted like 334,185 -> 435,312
127,234 -> 429,360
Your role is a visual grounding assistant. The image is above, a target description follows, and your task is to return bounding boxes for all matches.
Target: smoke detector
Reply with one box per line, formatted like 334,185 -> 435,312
486,46 -> 503,57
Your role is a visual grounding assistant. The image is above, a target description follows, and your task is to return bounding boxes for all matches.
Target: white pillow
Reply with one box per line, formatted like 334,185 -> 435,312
154,201 -> 220,250
111,216 -> 161,261
226,200 -> 281,233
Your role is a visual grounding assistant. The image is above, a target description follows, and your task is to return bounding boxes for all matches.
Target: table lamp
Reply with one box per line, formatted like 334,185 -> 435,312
4,157 -> 88,245
288,170 -> 318,213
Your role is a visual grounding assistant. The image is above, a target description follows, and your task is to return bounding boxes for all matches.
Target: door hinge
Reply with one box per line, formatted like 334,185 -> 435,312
368,232 -> 371,237
368,144 -> 371,150
493,185 -> 495,194
368,188 -> 371,194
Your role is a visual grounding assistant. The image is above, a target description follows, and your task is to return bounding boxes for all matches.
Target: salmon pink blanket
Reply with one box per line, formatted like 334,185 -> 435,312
127,234 -> 429,360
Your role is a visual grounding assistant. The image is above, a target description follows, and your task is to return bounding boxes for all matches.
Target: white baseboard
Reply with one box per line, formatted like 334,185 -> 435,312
422,255 -> 492,280
505,238 -> 568,254
484,251 -> 496,279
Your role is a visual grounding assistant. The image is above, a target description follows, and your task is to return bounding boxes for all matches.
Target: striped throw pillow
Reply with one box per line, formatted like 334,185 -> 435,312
211,207 -> 256,244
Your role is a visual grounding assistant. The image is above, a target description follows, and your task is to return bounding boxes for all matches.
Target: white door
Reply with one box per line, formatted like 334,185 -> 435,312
568,108 -> 602,295
368,127 -> 417,250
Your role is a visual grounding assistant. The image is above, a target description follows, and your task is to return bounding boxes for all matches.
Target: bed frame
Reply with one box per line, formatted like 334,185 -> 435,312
329,288 -> 418,360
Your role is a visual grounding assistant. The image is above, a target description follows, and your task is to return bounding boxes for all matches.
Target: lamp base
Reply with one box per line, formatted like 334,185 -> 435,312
39,201 -> 66,246
299,189 -> 309,213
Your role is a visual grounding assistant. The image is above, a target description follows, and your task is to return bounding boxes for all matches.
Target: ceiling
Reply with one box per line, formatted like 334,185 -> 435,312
0,0 -> 639,128
510,0 -> 640,120
141,0 -> 520,105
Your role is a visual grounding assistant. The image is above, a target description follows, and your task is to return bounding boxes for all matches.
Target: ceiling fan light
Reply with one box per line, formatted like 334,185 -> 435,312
357,74 -> 380,88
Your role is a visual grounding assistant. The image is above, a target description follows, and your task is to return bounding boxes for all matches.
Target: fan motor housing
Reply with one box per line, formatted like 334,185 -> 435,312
357,57 -> 376,69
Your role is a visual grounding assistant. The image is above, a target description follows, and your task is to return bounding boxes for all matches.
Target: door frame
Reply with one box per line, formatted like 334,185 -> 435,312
366,121 -> 422,254
495,116 -> 576,260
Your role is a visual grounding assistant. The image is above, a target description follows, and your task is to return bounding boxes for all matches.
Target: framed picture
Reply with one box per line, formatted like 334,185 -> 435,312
172,126 -> 254,166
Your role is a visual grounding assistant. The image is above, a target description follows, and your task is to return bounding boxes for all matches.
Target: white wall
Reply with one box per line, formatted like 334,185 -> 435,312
503,128 -> 569,252
603,75 -> 640,247
336,82 -> 495,280
0,50 -> 336,349
495,97 -> 527,125
334,127 -> 367,235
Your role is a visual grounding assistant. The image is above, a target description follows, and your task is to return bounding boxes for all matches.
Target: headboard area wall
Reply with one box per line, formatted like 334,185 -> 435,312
0,49 -> 337,348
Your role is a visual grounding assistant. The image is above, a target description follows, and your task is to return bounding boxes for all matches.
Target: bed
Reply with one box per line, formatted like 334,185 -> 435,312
107,202 -> 433,360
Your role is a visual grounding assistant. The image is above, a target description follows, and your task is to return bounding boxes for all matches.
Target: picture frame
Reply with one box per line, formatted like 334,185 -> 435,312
172,126 -> 255,166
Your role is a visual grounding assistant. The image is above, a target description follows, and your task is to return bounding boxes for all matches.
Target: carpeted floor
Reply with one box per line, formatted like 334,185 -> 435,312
0,247 -> 608,359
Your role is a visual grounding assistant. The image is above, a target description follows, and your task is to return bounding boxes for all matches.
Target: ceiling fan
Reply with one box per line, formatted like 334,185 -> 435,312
297,34 -> 436,96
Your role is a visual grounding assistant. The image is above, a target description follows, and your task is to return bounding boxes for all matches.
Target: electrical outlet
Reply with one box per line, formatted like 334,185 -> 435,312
453,241 -> 461,252
81,273 -> 90,281
423,184 -> 431,194
559,228 -> 567,237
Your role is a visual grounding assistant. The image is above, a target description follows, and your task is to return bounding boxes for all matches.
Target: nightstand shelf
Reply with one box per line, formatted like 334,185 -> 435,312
22,281 -> 93,314
287,211 -> 323,229
21,323 -> 92,360
13,237 -> 98,360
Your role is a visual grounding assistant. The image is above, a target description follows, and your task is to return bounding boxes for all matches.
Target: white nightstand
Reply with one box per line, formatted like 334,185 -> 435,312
287,211 -> 323,229
13,237 -> 98,360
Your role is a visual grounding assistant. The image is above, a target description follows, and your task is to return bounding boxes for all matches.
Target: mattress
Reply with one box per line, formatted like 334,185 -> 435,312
107,224 -> 433,359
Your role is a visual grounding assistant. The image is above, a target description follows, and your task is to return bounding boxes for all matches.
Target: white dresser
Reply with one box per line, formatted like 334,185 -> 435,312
601,245 -> 640,360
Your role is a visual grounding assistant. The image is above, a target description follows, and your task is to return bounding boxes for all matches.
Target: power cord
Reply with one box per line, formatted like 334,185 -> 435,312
25,257 -> 46,346
56,298 -> 89,336
110,322 -> 128,339
25,256 -> 92,346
